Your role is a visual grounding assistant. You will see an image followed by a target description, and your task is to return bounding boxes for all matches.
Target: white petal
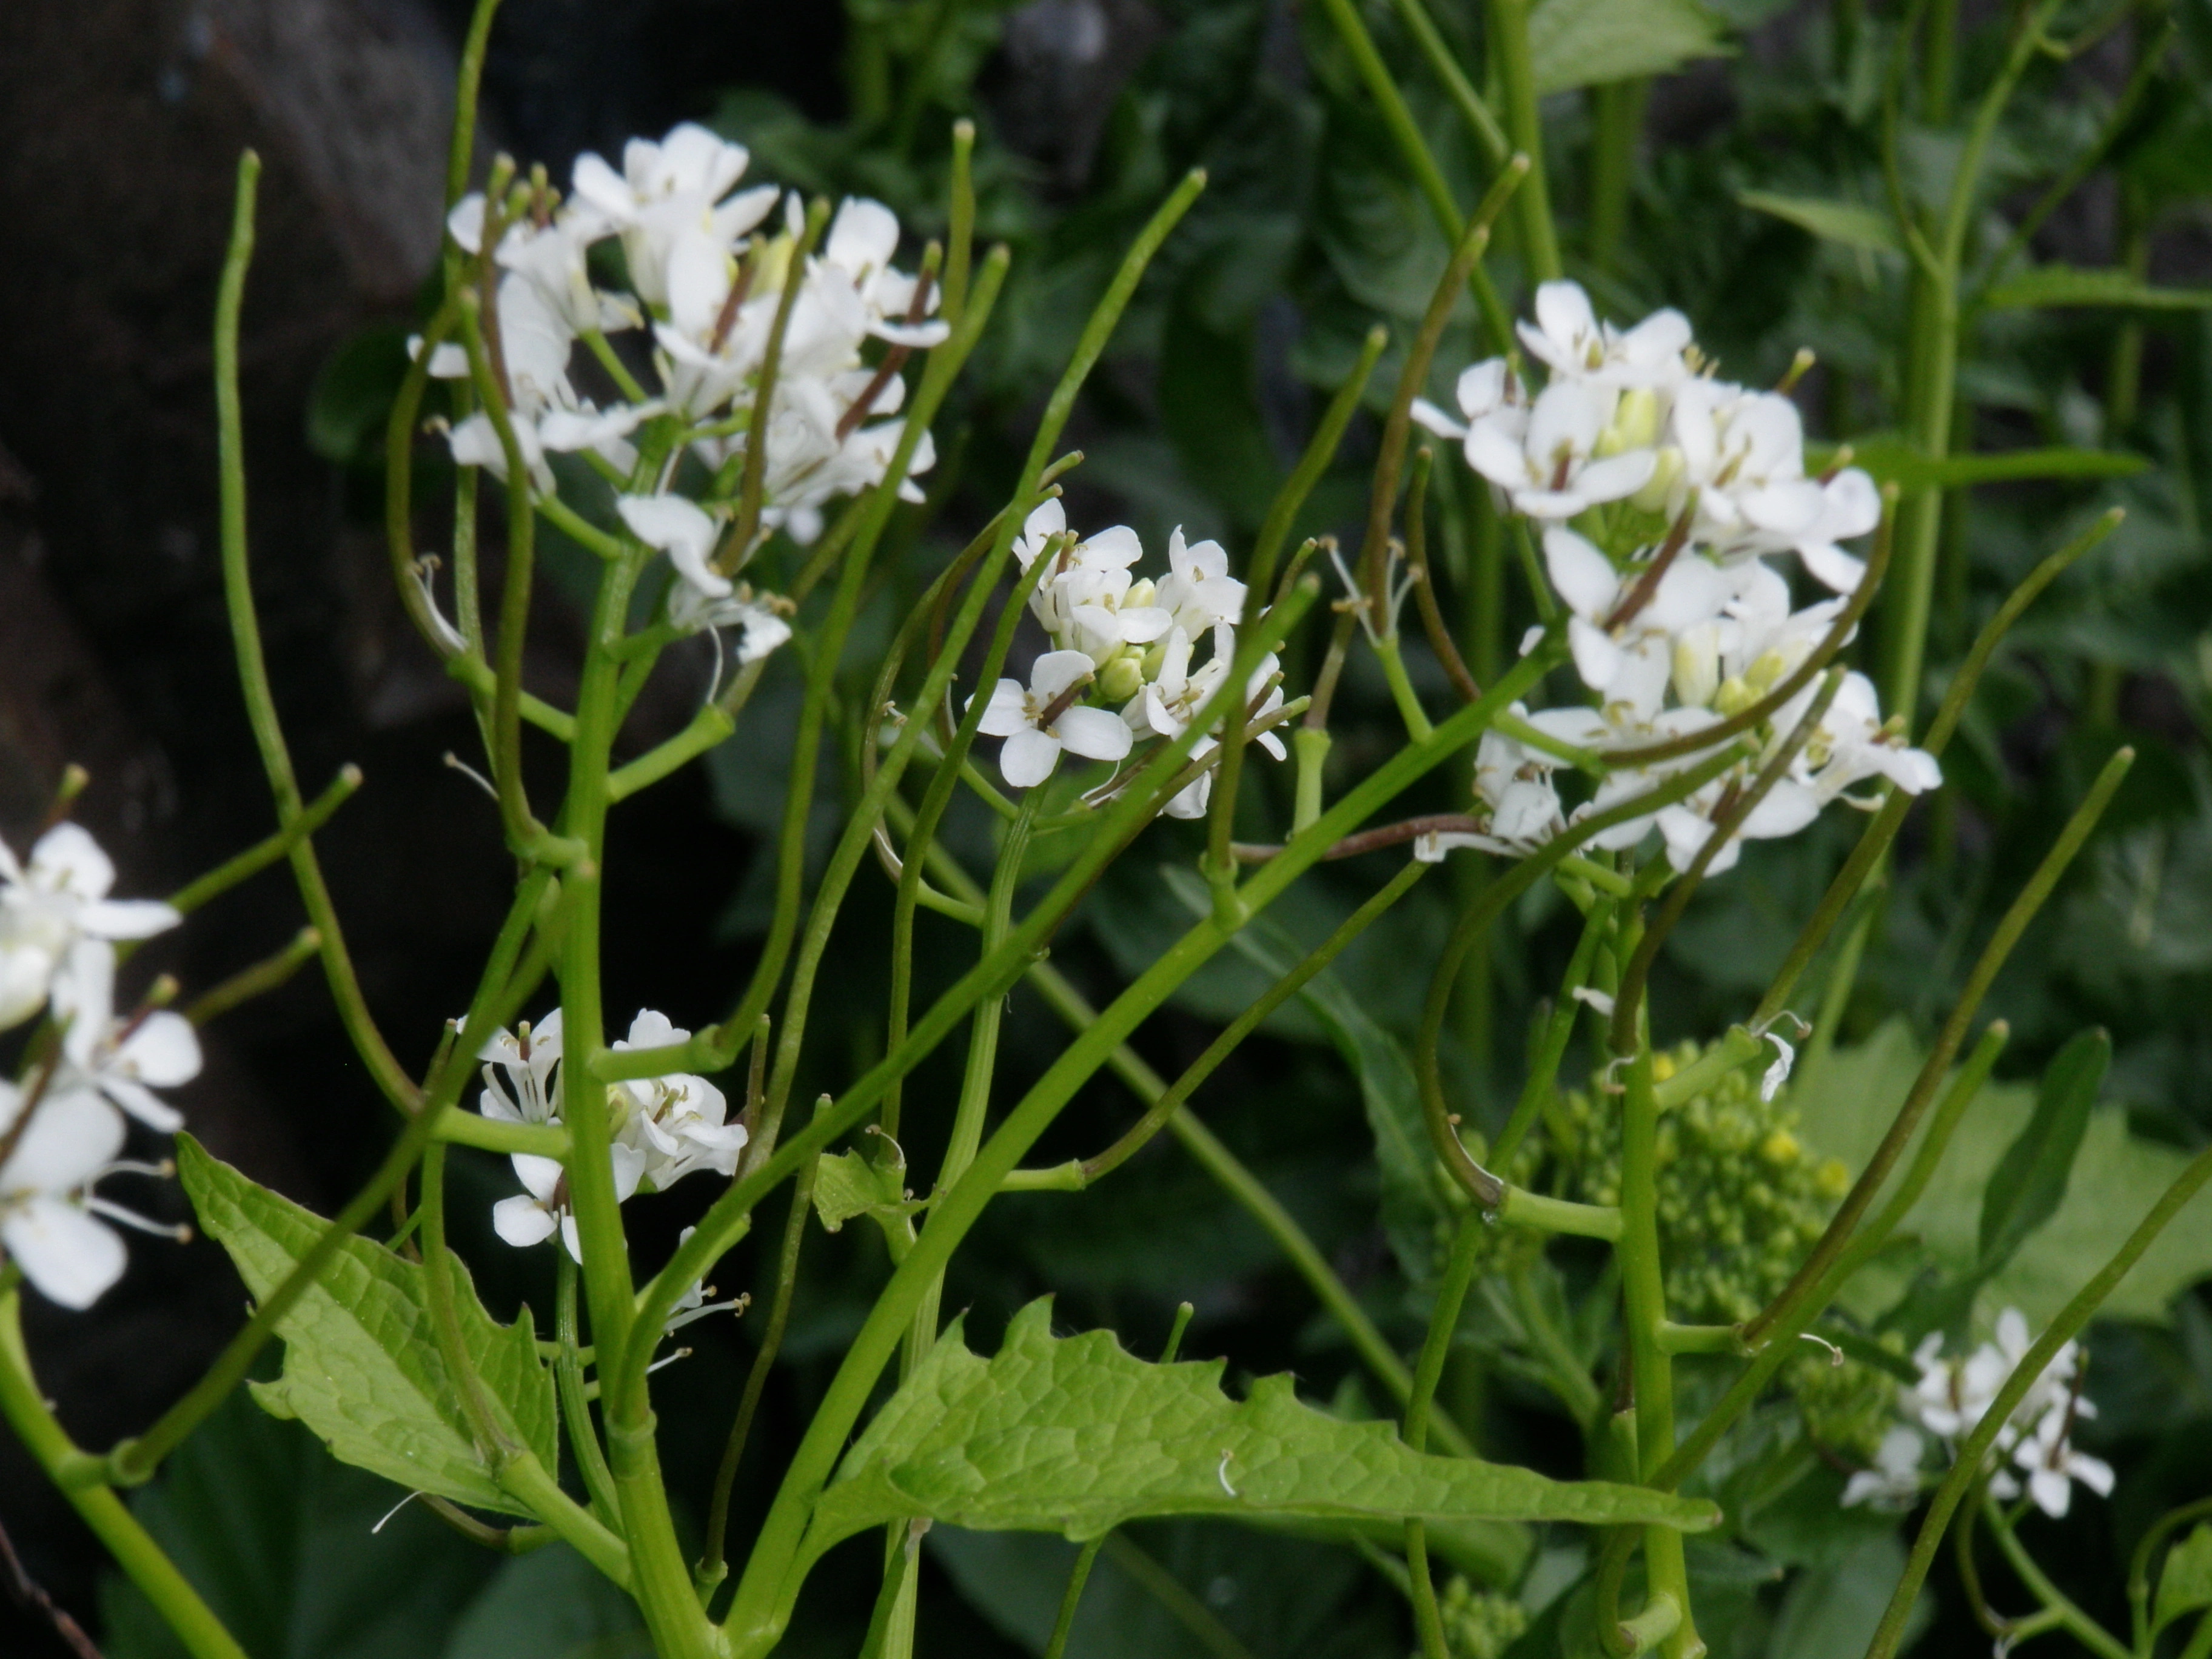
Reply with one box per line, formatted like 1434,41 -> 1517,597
1030,649 -> 1096,702
1410,398 -> 1467,440
1798,541 -> 1867,595
1530,281 -> 1597,360
1000,729 -> 1062,788
1543,528 -> 1620,620
1076,526 -> 1144,570
2,1090 -> 125,1193
52,939 -> 116,1068
974,680 -> 1033,737
74,899 -> 181,941
4,1201 -> 126,1309
116,1011 -> 202,1087
619,494 -> 717,562
1572,449 -> 1657,506
1053,706 -> 1135,763
512,1154 -> 565,1204
1567,616 -> 1624,694
492,1196 -> 559,1248
1464,418 -> 1531,489
99,1078 -> 184,1133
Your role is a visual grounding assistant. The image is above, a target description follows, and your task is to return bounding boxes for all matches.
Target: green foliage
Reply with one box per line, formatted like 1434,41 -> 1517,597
1792,1023 -> 2212,1326
98,1390 -> 511,1659
2157,1524 -> 2212,1635
1981,264 -> 2212,312
1526,0 -> 1731,95
177,1137 -> 557,1518
802,1299 -> 1716,1566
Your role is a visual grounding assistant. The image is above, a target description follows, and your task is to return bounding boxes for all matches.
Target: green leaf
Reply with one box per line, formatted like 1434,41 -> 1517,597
306,324 -> 411,466
2156,1524 -> 2212,1635
1788,1022 -> 2212,1327
1528,0 -> 1731,96
99,1389 -> 504,1659
1805,435 -> 2149,489
802,1300 -> 1717,1567
1978,1029 -> 2108,1270
812,1148 -> 924,1235
1982,264 -> 2212,311
177,1136 -> 557,1517
444,1545 -> 651,1659
1737,192 -> 1902,256
1162,866 -> 1440,1282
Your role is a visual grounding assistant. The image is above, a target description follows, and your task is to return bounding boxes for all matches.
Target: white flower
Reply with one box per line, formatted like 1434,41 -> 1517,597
821,198 -> 949,348
1842,1424 -> 1926,1511
49,939 -> 201,1132
1412,358 -> 1520,450
1466,380 -> 1657,520
620,494 -> 730,602
1517,282 -> 1692,390
0,1084 -> 129,1310
570,124 -> 777,315
0,823 -> 179,1034
1786,672 -> 1942,806
973,650 -> 1133,788
2006,1401 -> 2113,1518
612,1010 -> 749,1188
1543,528 -> 1732,720
492,1145 -> 645,1261
475,1010 -> 564,1126
1156,528 -> 1247,635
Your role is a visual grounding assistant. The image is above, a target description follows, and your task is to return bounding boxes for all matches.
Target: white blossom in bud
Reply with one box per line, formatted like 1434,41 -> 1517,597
475,1010 -> 565,1127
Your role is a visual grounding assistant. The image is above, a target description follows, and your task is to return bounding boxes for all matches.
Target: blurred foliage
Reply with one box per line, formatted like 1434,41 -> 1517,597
256,0 -> 2212,1655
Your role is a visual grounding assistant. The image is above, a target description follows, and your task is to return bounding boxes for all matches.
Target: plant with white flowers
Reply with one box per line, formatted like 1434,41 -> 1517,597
4,7 -> 2205,1659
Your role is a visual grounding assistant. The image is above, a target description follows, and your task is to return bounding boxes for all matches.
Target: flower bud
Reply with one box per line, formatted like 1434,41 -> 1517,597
1098,654 -> 1145,704
1125,576 -> 1157,609
1672,624 -> 1720,709
1631,446 -> 1682,513
1598,387 -> 1661,456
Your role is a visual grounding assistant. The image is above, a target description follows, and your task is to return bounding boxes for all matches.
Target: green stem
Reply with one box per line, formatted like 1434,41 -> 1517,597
1386,0 -> 1509,165
1879,1 -> 2062,730
700,1136 -> 820,1588
1615,1047 -> 1698,1659
557,1251 -> 623,1528
1486,0 -> 1561,282
0,1293 -> 250,1659
445,0 -> 503,207
905,796 -> 1037,1377
1587,79 -> 1649,275
1742,747 -> 2131,1349
215,153 -> 422,1117
167,766 -> 361,915
1405,1212 -> 1487,1658
1983,1496 -> 2131,1659
1043,1537 -> 1107,1659
1313,0 -> 1518,348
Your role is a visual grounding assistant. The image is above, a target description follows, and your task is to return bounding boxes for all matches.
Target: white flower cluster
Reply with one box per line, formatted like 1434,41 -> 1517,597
472,1007 -> 747,1260
971,500 -> 1286,817
427,122 -> 942,657
1418,281 -> 1940,876
1842,1308 -> 2113,1519
0,825 -> 200,1309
